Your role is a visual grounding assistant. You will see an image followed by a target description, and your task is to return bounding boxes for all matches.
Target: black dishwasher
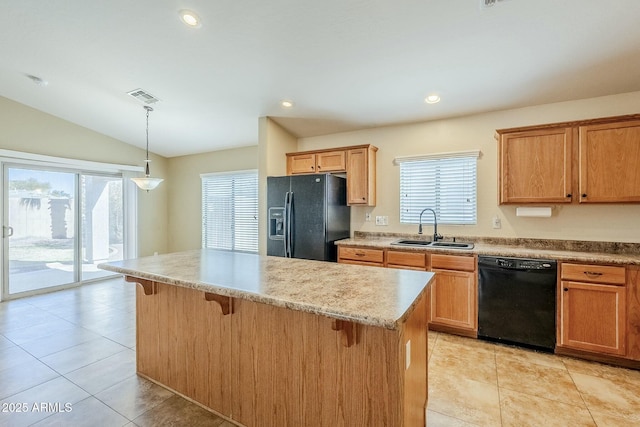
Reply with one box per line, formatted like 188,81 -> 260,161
478,256 -> 557,352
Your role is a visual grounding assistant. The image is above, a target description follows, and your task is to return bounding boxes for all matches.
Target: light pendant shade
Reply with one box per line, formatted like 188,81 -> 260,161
131,177 -> 164,191
132,106 -> 164,191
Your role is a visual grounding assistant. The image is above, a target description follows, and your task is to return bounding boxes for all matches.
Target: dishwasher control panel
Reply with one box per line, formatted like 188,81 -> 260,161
483,256 -> 556,270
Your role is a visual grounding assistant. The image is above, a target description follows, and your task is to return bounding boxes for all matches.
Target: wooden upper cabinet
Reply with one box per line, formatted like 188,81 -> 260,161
498,127 -> 573,204
287,144 -> 377,206
347,146 -> 377,206
497,114 -> 640,205
316,150 -> 346,172
288,153 -> 318,174
287,150 -> 346,175
579,120 -> 640,203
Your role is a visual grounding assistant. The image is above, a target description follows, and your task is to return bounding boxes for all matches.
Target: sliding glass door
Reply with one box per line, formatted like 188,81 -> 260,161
5,167 -> 76,294
3,165 -> 125,298
80,174 -> 124,281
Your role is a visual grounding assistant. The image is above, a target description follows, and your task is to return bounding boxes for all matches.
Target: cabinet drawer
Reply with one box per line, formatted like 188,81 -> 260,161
387,251 -> 427,269
561,263 -> 626,286
338,247 -> 384,263
431,254 -> 475,272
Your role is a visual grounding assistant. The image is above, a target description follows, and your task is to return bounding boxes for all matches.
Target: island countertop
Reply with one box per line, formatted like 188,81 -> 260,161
98,249 -> 433,330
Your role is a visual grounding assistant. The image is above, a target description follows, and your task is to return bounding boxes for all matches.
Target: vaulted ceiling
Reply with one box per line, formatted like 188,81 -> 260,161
2,0 -> 639,157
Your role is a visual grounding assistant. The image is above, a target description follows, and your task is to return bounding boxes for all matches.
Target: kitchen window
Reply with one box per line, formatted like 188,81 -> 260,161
201,170 -> 258,253
396,150 -> 479,225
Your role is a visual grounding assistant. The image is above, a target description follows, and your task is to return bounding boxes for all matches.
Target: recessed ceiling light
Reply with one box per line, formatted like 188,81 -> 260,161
281,100 -> 294,108
425,94 -> 440,104
179,10 -> 201,27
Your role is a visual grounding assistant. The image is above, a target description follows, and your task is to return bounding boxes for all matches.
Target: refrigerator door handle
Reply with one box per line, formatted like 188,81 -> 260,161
283,192 -> 290,257
285,191 -> 294,258
283,192 -> 289,257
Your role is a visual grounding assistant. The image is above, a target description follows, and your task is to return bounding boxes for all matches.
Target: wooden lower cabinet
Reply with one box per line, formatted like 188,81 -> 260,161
559,281 -> 626,356
430,268 -> 477,333
338,246 -> 478,336
428,254 -> 477,335
628,266 -> 640,361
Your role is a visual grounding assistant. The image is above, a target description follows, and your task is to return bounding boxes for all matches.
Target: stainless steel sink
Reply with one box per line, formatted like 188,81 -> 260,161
390,239 -> 432,246
391,239 -> 474,249
428,241 -> 474,249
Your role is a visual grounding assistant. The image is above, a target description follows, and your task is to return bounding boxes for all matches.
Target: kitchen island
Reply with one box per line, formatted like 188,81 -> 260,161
99,249 -> 433,427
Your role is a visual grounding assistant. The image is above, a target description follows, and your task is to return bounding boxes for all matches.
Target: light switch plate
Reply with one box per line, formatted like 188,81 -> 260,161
375,215 -> 389,226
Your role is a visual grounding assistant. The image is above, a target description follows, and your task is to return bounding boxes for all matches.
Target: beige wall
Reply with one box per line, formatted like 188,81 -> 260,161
297,91 -> 640,243
0,96 -> 169,256
166,145 -> 258,252
257,117 -> 298,254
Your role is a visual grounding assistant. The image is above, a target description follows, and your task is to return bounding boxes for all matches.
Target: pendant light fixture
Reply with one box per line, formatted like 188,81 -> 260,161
131,106 -> 164,191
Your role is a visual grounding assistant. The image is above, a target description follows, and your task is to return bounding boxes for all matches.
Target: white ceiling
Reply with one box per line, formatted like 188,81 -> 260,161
1,0 -> 639,158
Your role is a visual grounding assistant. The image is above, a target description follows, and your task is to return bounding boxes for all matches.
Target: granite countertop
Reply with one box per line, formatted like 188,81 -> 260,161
336,233 -> 640,266
98,249 -> 434,330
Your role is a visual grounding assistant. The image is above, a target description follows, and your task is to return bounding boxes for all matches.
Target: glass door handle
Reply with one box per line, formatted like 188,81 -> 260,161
3,226 -> 13,238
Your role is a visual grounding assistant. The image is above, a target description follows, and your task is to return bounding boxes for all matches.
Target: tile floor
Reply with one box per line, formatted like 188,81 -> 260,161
0,278 -> 639,426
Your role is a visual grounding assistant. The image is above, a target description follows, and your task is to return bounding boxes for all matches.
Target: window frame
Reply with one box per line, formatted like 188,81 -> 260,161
395,150 -> 479,226
201,169 -> 258,253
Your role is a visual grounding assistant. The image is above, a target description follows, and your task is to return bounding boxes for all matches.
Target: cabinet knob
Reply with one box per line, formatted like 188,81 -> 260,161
563,288 -> 568,292
317,165 -> 321,169
582,193 -> 587,198
566,194 -> 572,198
311,166 -> 315,170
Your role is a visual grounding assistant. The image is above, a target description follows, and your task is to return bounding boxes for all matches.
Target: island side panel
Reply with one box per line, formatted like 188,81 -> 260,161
231,297 -> 427,426
402,290 -> 428,425
135,281 -> 233,418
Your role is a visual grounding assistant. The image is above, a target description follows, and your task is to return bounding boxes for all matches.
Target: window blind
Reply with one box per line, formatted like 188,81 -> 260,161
398,151 -> 478,225
201,170 -> 258,253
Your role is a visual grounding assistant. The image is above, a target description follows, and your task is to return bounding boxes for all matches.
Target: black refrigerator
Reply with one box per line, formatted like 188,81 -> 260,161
267,174 -> 350,261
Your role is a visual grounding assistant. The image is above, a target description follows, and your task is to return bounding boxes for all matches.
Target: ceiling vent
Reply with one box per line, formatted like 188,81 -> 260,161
480,0 -> 511,8
127,88 -> 160,105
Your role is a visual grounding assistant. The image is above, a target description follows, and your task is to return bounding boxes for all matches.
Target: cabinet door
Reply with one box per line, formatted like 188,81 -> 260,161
316,150 -> 346,172
560,281 -> 626,356
579,120 -> 640,202
346,148 -> 375,206
429,269 -> 477,331
288,153 -> 317,175
499,128 -> 573,204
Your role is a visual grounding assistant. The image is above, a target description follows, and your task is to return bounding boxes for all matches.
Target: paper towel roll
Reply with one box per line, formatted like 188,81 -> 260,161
516,207 -> 552,217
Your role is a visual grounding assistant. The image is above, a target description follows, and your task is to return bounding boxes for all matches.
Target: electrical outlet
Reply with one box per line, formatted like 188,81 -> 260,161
375,215 -> 389,226
492,216 -> 502,229
365,213 -> 371,222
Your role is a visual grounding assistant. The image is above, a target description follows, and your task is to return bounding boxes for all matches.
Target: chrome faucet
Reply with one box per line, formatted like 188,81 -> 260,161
418,208 -> 442,242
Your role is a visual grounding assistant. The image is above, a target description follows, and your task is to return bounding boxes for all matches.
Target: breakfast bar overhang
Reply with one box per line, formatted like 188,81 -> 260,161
99,249 -> 433,427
